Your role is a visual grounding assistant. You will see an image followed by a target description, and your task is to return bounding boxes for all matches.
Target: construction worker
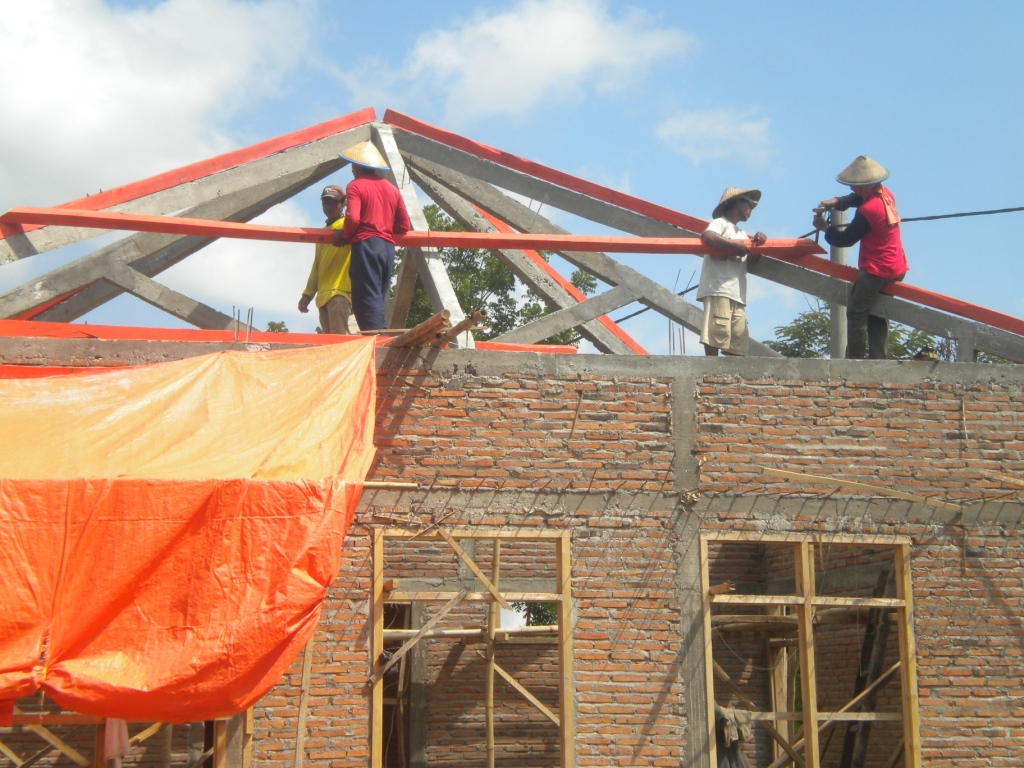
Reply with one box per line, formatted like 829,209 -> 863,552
332,142 -> 411,331
698,188 -> 767,356
298,185 -> 354,334
813,155 -> 908,359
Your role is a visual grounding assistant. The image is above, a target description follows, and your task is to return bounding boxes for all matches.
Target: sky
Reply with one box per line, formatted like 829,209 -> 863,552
1,0 -> 1022,355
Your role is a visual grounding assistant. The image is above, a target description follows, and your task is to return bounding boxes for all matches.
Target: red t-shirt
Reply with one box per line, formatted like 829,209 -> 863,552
857,190 -> 907,279
339,175 -> 412,245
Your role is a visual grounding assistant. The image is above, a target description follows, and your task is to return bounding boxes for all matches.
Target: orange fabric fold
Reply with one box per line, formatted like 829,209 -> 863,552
0,340 -> 375,722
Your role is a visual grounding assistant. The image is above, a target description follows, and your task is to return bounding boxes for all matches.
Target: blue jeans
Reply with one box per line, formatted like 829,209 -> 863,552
349,237 -> 395,331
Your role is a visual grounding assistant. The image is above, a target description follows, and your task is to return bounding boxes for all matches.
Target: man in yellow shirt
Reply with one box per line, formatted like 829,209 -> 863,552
298,185 -> 355,334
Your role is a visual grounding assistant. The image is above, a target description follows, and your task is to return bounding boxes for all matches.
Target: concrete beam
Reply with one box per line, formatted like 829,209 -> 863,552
405,156 -> 778,356
495,284 -> 639,344
104,261 -> 237,330
371,123 -> 471,347
390,128 -> 698,239
0,124 -> 370,265
11,162 -> 339,322
406,163 -> 636,354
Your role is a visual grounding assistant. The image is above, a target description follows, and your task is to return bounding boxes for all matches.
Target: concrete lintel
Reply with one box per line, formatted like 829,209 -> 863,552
371,124 -> 471,346
408,164 -> 635,355
391,130 -> 697,238
0,124 -> 371,264
671,376 -> 699,492
495,284 -> 639,344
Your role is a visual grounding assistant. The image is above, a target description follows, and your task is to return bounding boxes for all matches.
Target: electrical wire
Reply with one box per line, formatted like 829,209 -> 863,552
798,204 -> 1024,239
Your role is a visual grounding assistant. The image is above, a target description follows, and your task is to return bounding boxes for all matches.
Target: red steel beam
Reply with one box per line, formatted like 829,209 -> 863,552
0,107 -> 377,241
0,207 -> 821,256
4,206 -> 1021,339
383,109 -> 709,234
476,207 -> 648,354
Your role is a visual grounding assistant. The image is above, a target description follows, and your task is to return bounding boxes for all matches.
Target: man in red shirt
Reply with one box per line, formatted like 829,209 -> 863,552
813,156 -> 908,359
332,141 -> 411,331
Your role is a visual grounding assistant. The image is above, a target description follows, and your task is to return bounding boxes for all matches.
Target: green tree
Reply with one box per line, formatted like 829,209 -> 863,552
266,320 -> 288,333
765,299 -> 942,360
396,205 -> 597,344
510,601 -> 558,626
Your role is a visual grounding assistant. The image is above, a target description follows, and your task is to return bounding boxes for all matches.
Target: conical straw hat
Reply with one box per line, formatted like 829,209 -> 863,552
835,155 -> 889,186
339,141 -> 389,171
712,188 -> 761,219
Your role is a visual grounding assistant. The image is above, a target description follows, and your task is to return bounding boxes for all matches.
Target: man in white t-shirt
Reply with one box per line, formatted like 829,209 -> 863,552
697,188 -> 767,356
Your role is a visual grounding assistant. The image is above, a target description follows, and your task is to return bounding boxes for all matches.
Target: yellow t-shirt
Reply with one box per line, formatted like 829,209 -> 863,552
303,217 -> 352,307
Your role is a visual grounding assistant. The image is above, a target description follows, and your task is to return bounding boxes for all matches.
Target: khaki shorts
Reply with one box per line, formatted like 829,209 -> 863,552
318,295 -> 356,335
700,296 -> 748,355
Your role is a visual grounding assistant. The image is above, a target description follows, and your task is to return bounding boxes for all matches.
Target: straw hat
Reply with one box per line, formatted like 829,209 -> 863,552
712,188 -> 761,219
339,141 -> 389,172
836,155 -> 889,186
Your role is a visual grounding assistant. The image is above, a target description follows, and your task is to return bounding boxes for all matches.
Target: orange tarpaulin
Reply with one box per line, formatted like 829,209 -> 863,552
0,339 -> 376,723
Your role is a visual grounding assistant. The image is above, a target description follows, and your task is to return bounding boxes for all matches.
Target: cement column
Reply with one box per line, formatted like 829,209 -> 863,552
828,209 -> 848,359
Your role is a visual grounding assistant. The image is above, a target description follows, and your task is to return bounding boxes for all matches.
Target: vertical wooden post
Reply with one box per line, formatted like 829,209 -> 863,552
293,638 -> 314,768
485,539 -> 501,768
795,542 -> 820,768
895,544 -> 922,768
556,532 -> 575,768
700,536 -> 717,768
370,528 -> 385,768
160,724 -> 173,768
242,711 -> 253,768
93,722 -> 106,768
213,721 -> 227,768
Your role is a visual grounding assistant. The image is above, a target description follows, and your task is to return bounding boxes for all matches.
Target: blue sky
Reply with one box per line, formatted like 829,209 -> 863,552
1,0 -> 1021,355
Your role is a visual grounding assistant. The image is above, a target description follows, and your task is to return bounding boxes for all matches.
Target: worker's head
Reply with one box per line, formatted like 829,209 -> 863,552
713,188 -> 761,223
836,155 -> 889,194
320,184 -> 346,218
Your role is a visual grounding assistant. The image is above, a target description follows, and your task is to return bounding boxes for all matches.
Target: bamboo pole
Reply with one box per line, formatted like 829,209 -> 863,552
486,540 -> 500,768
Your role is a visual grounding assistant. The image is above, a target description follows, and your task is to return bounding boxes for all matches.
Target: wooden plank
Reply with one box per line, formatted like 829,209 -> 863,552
370,529 -> 385,768
161,725 -> 173,768
382,528 -> 565,541
486,541 -> 500,768
128,723 -> 166,748
0,108 -> 376,241
749,712 -> 902,722
0,738 -> 24,767
0,207 -> 821,256
436,529 -> 512,611
711,595 -> 803,606
556,532 -> 575,768
700,537 -> 718,768
293,638 -> 314,768
482,653 -> 560,727
763,467 -> 964,512
795,543 -> 820,768
368,589 -> 469,686
213,720 -> 227,768
701,531 -> 912,546
15,718 -> 90,767
896,545 -> 922,768
92,723 -> 105,768
383,109 -> 710,234
386,591 -> 561,603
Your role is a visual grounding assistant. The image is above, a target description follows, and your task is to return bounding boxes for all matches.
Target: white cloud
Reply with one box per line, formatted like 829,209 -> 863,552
0,0 -> 314,210
655,107 -> 772,166
339,0 -> 693,123
159,200 -> 321,331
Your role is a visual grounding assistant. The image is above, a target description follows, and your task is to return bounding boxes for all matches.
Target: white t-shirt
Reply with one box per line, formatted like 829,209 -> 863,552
697,217 -> 749,304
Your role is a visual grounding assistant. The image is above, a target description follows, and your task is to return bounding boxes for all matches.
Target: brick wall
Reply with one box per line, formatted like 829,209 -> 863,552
5,356 -> 1023,768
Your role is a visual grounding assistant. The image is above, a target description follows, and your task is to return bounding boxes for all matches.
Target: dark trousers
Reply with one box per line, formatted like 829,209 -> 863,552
349,237 -> 395,331
846,269 -> 898,359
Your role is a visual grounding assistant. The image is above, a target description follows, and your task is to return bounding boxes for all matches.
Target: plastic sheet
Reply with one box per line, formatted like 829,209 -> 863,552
0,339 -> 376,722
